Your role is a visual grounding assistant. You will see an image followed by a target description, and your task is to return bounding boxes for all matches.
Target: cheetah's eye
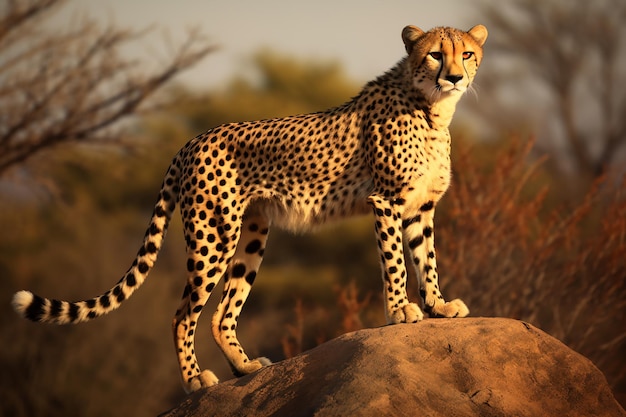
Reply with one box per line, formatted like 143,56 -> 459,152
429,52 -> 443,61
462,52 -> 474,60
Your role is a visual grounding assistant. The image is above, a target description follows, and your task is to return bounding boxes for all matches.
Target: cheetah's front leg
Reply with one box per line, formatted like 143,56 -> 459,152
403,203 -> 469,318
369,195 -> 424,324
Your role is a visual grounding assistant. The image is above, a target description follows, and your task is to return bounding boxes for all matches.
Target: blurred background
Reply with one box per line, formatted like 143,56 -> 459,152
1,0 -> 625,415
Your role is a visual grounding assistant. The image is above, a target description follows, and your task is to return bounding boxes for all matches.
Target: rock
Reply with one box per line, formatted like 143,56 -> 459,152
160,318 -> 625,417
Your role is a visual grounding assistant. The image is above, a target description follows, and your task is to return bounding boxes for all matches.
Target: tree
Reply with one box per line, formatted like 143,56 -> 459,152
478,0 -> 626,179
0,0 -> 215,176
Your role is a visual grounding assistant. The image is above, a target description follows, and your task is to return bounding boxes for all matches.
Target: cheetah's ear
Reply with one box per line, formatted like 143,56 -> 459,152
402,25 -> 424,54
467,25 -> 488,47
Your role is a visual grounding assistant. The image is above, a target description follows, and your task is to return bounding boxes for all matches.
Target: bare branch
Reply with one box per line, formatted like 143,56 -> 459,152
0,0 -> 60,43
0,0 -> 216,176
479,0 -> 626,179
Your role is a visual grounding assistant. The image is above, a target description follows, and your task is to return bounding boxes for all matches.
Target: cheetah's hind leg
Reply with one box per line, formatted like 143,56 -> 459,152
211,212 -> 273,377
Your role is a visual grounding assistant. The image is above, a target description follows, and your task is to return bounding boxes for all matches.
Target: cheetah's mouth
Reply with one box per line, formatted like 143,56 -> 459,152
437,82 -> 467,94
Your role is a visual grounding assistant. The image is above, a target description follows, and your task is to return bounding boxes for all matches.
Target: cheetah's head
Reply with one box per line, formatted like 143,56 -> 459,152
402,25 -> 488,102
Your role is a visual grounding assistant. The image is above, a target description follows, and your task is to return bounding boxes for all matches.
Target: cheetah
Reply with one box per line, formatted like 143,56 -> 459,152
12,24 -> 488,393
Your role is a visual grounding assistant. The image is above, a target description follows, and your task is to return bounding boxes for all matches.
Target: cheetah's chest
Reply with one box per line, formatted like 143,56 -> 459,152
400,131 -> 451,214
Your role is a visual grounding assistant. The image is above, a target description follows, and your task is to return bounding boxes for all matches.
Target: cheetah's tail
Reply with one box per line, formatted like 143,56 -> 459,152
11,157 -> 182,325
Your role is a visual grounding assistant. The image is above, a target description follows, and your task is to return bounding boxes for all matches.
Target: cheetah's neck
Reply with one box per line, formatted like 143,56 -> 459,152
368,58 -> 463,131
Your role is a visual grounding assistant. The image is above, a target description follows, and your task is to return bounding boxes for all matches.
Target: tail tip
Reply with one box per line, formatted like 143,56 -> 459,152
12,290 -> 34,316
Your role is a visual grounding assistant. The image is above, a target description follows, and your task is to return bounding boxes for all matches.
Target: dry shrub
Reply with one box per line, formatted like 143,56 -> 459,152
281,281 -> 374,359
335,280 -> 372,334
280,299 -> 305,359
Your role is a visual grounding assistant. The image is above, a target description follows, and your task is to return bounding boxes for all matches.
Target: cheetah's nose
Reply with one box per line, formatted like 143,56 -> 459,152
445,74 -> 463,84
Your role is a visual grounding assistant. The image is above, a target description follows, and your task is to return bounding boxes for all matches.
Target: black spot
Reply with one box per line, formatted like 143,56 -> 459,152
155,206 -> 166,217
99,294 -> 111,308
69,303 -> 79,321
232,263 -> 246,278
245,271 -> 257,285
194,276 -> 203,286
195,260 -> 204,271
187,259 -> 195,272
138,261 -> 149,274
245,239 -> 262,254
408,236 -> 424,249
420,201 -> 434,211
402,215 -> 421,229
423,227 -> 432,238
49,299 -> 62,318
193,305 -> 203,313
146,242 -> 158,254
126,273 -> 137,287
206,283 -> 216,292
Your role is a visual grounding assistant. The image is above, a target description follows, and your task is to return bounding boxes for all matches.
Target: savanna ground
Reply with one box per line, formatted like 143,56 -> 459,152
2,52 -> 625,416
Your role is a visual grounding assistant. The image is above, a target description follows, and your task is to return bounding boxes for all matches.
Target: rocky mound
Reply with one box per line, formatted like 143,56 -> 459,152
161,318 -> 625,417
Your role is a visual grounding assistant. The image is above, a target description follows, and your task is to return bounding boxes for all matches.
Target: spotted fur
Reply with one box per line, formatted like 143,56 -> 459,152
12,25 -> 487,393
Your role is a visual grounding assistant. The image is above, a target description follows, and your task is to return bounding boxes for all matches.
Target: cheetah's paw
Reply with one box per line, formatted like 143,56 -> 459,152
237,357 -> 272,375
429,298 -> 469,318
186,369 -> 219,393
388,302 -> 424,324
247,356 -> 272,372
